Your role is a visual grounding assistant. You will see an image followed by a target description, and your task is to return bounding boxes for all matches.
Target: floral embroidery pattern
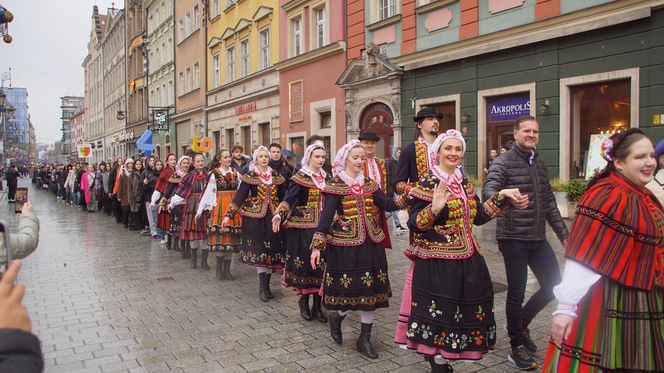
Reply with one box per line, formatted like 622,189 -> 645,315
293,256 -> 303,269
377,270 -> 387,284
428,300 -> 443,318
339,274 -> 352,288
325,273 -> 334,287
360,272 -> 374,287
453,305 -> 463,323
475,305 -> 485,321
430,330 -> 485,350
407,322 -> 432,340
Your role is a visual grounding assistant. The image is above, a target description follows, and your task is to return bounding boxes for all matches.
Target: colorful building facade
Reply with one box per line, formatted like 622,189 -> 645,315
102,8 -> 126,161
83,6 -> 107,163
126,0 -> 149,156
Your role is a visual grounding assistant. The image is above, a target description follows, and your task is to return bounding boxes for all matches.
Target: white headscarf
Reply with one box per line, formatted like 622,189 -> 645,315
175,156 -> 191,177
124,158 -> 134,176
430,129 -> 466,165
301,143 -> 327,189
248,146 -> 273,185
430,130 -> 465,193
332,140 -> 364,192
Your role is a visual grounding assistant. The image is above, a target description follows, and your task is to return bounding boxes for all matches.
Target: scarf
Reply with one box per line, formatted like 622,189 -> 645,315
301,143 -> 327,189
248,146 -> 273,185
333,140 -> 364,194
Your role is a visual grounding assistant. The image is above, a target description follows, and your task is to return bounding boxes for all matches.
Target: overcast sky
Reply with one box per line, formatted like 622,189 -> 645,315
1,0 -> 123,143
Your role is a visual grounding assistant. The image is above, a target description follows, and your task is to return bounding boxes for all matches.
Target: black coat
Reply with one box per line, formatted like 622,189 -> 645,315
0,329 -> 44,373
5,169 -> 19,186
269,158 -> 293,182
482,144 -> 568,242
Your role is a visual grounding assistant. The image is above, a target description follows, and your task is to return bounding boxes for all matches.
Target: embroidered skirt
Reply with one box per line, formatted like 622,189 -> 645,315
157,209 -> 170,231
543,278 -> 664,372
238,212 -> 285,269
322,239 -> 391,312
283,227 -> 324,295
396,253 -> 496,360
180,192 -> 207,241
208,191 -> 241,250
168,204 -> 183,235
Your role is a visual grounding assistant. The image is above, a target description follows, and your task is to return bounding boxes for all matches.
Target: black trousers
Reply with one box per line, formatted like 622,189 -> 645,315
112,196 -> 123,223
7,183 -> 17,200
498,239 -> 561,347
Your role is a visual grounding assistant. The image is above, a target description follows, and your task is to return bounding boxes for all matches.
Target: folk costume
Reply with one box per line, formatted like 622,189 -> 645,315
169,164 -> 210,269
151,153 -> 176,248
274,144 -> 330,322
165,157 -> 190,257
311,140 -> 408,359
197,165 -> 242,280
394,131 -> 510,372
543,171 -> 664,372
225,146 -> 287,301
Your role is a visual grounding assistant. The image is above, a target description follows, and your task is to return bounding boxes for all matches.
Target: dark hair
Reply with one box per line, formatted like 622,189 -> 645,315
269,143 -> 282,150
210,149 -> 229,169
514,115 -> 537,130
306,135 -> 325,146
587,128 -> 649,188
231,145 -> 243,153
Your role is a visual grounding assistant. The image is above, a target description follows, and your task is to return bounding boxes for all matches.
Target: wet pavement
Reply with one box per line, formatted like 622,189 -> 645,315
2,179 -> 569,372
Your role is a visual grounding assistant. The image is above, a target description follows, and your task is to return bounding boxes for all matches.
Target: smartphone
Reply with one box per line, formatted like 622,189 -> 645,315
0,220 -> 10,280
14,187 -> 27,214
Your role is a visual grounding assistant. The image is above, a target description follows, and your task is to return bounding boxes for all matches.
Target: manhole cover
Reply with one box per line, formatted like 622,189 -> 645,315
492,281 -> 508,294
156,277 -> 175,282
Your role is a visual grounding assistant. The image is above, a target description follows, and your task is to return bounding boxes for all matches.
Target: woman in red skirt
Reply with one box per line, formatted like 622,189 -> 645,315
197,150 -> 242,280
544,129 -> 664,372
151,153 -> 177,247
169,153 -> 209,269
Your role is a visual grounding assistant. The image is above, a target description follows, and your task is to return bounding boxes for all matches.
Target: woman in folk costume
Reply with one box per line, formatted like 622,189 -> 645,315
544,129 -> 664,373
310,140 -> 409,359
151,153 -> 177,246
169,153 -> 210,269
272,143 -> 330,322
393,130 -> 526,373
223,146 -> 287,301
80,164 -> 97,212
196,150 -> 242,280
165,156 -> 191,257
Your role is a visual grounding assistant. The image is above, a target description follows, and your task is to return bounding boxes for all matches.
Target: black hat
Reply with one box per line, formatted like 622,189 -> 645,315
413,107 -> 443,122
358,132 -> 381,142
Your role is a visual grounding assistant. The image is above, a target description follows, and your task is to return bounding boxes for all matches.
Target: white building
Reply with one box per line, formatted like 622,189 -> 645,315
102,7 -> 127,160
82,6 -> 106,162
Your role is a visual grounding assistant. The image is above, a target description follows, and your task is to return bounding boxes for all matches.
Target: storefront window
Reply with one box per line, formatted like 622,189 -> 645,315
569,79 -> 629,179
427,102 -> 456,132
486,93 -> 530,155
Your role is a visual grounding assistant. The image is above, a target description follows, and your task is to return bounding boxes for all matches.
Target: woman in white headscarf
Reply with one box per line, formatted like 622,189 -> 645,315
272,143 -> 330,323
394,130 -> 526,373
223,146 -> 287,302
309,140 -> 409,360
165,156 -> 192,257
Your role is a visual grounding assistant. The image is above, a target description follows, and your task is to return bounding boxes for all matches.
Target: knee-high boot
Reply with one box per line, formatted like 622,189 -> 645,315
258,272 -> 269,302
329,312 -> 345,344
216,256 -> 224,280
166,235 -> 172,250
190,246 -> 198,268
311,294 -> 327,323
298,294 -> 312,321
223,257 -> 234,280
265,273 -> 274,299
356,323 -> 378,359
184,241 -> 191,259
201,249 -> 210,270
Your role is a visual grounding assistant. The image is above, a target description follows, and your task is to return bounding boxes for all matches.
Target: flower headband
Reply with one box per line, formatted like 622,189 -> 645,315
600,137 -> 616,162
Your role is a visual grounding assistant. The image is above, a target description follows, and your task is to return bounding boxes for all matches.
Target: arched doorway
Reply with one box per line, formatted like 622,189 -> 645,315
359,103 -> 394,159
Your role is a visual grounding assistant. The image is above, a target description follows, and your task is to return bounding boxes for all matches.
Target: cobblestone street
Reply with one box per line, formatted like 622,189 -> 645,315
4,180 -> 568,373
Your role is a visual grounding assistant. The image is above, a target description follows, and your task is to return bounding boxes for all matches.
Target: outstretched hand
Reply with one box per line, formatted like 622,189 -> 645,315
431,182 -> 450,215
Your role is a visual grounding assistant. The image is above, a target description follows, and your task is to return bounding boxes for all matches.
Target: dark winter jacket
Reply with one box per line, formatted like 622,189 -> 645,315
482,144 -> 568,242
269,158 -> 293,182
0,329 -> 44,373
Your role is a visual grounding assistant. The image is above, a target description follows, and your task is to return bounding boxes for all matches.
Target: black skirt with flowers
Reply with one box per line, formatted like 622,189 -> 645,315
237,212 -> 285,269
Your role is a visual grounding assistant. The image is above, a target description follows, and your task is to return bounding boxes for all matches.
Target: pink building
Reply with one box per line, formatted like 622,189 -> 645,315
70,108 -> 87,160
275,0 -> 346,158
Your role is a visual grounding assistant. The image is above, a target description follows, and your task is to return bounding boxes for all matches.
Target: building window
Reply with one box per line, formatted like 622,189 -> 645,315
185,11 -> 191,36
227,47 -> 235,82
315,7 -> 326,48
186,67 -> 192,92
178,72 -> 184,95
240,39 -> 249,78
378,0 -> 396,20
292,17 -> 302,56
194,5 -> 200,30
178,19 -> 184,42
260,29 -> 270,69
258,122 -> 270,147
193,63 -> 200,89
213,53 -> 220,88
162,84 -> 167,106
212,0 -> 220,17
226,0 -> 234,9
319,111 -> 331,129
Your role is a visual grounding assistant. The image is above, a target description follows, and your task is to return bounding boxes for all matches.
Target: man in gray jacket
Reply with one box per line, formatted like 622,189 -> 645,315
483,116 -> 568,370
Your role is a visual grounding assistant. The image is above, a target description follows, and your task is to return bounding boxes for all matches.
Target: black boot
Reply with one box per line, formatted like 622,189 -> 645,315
184,241 -> 191,259
216,256 -> 224,280
190,248 -> 198,269
424,355 -> 454,373
173,236 -> 180,251
311,294 -> 327,323
265,273 -> 274,299
258,273 -> 269,302
180,240 -> 187,259
356,323 -> 378,359
329,312 -> 345,344
223,259 -> 234,280
166,235 -> 172,250
299,295 -> 312,321
201,250 -> 210,270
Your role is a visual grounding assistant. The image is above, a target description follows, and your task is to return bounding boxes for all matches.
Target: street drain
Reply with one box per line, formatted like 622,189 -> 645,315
492,281 -> 508,294
156,277 -> 175,282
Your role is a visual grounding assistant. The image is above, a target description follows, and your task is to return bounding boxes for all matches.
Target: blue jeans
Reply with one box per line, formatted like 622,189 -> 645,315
386,210 -> 402,228
498,239 -> 561,347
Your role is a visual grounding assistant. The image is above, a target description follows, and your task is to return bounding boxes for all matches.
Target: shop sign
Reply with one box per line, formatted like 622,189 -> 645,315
235,102 -> 256,115
137,130 -> 156,156
238,115 -> 252,122
78,146 -> 91,158
488,96 -> 530,122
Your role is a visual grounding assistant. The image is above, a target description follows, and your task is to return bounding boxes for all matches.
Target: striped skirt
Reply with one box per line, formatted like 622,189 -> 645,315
208,191 -> 241,250
180,192 -> 208,241
543,277 -> 664,372
157,209 -> 170,231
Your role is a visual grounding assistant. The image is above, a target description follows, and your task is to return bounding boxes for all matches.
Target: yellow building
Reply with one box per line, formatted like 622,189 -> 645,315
206,0 -> 281,153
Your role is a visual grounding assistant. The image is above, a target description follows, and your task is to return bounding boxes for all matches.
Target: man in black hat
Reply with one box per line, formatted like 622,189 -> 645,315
394,107 -> 442,197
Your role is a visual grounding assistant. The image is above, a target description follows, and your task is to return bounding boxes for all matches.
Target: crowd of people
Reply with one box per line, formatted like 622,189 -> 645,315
9,110 -> 664,372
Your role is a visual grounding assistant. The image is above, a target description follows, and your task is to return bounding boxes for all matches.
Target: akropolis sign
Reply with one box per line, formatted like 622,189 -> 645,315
488,95 -> 531,122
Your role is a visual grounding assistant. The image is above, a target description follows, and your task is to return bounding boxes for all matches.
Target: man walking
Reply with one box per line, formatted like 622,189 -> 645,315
483,116 -> 568,370
5,165 -> 19,202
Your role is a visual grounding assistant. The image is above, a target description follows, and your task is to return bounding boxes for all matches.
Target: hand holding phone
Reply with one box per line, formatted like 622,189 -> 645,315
14,188 -> 28,214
